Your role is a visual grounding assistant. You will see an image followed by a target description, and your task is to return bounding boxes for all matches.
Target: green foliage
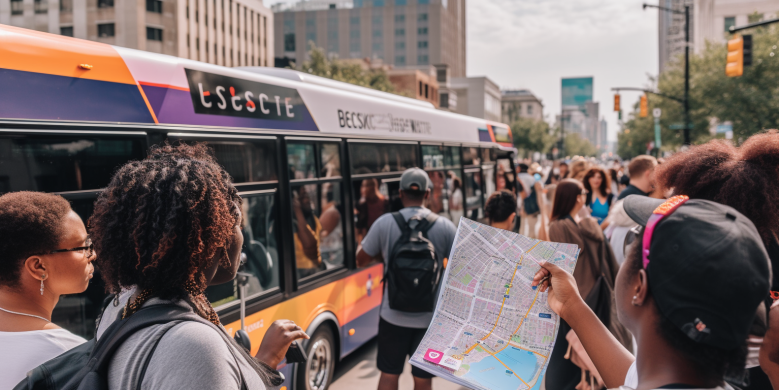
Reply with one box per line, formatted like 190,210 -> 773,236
510,118 -> 556,157
296,42 -> 399,94
618,24 -> 779,158
564,132 -> 598,157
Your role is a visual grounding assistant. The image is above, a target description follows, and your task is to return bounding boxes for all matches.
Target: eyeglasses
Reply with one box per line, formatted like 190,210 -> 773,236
48,237 -> 94,258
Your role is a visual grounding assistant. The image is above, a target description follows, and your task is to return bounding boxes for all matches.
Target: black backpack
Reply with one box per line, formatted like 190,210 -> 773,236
13,303 -> 246,390
523,184 -> 540,215
384,212 -> 442,313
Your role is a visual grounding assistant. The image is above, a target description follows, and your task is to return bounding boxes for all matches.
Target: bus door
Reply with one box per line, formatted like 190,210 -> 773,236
421,144 -> 464,225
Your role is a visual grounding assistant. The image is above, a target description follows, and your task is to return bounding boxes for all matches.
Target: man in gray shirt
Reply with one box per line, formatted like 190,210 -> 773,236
357,168 -> 456,390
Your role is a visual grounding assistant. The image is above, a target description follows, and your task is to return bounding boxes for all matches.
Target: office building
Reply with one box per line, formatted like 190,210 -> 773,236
500,89 -> 543,123
387,65 -> 439,107
556,76 -> 606,151
658,0 -> 777,74
450,76 -> 501,122
272,0 -> 466,78
0,0 -> 273,67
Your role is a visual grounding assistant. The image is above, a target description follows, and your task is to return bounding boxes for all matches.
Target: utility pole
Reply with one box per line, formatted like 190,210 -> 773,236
643,3 -> 691,146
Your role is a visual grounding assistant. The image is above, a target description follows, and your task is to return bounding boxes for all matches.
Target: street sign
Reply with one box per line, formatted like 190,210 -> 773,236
653,108 -> 662,118
669,123 -> 693,130
716,124 -> 733,134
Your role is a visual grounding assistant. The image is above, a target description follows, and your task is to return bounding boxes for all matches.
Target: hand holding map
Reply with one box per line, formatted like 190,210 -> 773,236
409,218 -> 579,390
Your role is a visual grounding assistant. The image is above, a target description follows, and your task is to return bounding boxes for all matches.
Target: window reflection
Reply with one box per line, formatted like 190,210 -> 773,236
354,178 -> 390,243
0,135 -> 145,193
292,183 -> 344,280
426,170 -> 446,214
465,170 -> 483,220
444,146 -> 461,168
204,141 -> 277,183
462,147 -> 481,166
350,143 -> 417,174
207,193 -> 280,306
288,143 -> 316,180
422,145 -> 445,169
321,143 -> 341,178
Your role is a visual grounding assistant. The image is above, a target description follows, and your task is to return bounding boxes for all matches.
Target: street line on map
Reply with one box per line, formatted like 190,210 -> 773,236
484,349 -> 531,388
463,241 -> 541,355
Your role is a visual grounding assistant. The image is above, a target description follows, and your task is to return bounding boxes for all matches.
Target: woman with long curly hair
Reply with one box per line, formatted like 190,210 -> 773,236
653,131 -> 779,389
90,143 -> 306,389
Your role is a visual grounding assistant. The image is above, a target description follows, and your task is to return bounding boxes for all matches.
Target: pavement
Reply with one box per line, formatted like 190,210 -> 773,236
330,338 -> 469,390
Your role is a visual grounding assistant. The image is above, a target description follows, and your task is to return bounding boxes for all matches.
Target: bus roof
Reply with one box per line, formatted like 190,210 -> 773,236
0,25 -> 513,148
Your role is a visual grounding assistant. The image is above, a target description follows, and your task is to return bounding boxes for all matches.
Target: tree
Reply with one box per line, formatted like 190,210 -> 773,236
295,42 -> 399,94
510,118 -> 556,158
564,132 -> 598,157
618,23 -> 779,158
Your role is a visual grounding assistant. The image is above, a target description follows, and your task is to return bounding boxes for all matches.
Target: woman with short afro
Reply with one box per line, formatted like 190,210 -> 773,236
90,143 -> 307,390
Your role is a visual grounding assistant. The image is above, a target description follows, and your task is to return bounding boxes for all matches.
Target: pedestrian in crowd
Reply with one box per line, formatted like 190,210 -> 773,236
609,168 -> 620,198
568,159 -> 590,182
582,167 -> 614,228
617,155 -> 657,200
356,177 -> 390,242
760,300 -> 779,388
89,143 -> 307,389
545,179 -> 631,390
533,195 -> 771,390
652,131 -> 779,389
356,168 -> 456,390
485,190 -> 517,232
292,185 -> 323,279
517,163 -> 543,239
546,161 -> 569,185
0,192 -> 93,389
449,176 -> 464,224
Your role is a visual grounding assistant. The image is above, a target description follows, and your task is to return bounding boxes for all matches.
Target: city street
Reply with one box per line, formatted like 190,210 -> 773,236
331,339 -> 469,390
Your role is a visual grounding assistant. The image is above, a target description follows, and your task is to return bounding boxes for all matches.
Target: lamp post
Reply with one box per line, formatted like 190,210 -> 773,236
643,3 -> 691,146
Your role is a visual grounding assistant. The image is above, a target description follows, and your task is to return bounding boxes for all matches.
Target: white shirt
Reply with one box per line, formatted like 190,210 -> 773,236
0,328 -> 86,389
621,361 -> 733,390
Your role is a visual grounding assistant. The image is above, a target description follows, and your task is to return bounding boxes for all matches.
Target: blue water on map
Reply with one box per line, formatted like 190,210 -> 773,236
465,347 -> 539,389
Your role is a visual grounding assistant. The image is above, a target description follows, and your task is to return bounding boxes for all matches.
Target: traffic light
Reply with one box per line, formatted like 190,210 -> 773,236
726,34 -> 752,77
640,95 -> 648,118
614,94 -> 620,112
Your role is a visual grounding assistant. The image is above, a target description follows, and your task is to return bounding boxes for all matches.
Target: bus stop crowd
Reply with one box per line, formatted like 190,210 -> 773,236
2,130 -> 779,390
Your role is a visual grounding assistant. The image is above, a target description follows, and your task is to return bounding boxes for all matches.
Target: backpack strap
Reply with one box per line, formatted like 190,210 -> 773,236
419,212 -> 439,235
391,212 -> 410,234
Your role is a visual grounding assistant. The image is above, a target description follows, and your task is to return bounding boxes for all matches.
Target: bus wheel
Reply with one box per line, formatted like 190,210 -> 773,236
297,325 -> 336,390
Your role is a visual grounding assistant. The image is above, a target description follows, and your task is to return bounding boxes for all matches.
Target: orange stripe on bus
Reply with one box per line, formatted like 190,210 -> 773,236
0,25 -> 136,84
138,81 -> 190,92
136,83 -> 159,124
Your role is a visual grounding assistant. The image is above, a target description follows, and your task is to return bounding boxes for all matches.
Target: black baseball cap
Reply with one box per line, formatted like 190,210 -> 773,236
623,195 -> 771,350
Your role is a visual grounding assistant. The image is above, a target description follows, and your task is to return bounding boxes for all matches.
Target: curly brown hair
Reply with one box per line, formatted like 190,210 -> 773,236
89,143 -> 241,303
0,192 -> 72,287
655,130 -> 779,244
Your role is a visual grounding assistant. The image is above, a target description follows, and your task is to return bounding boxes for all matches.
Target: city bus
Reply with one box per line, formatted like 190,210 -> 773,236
0,24 -> 516,390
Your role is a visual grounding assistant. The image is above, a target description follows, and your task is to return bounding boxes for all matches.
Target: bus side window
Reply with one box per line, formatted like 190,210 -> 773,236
206,192 -> 281,306
292,183 -> 345,281
0,133 -> 146,194
183,140 -> 278,183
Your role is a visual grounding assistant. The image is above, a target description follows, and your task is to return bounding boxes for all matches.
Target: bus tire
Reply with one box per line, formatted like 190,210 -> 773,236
296,325 -> 336,390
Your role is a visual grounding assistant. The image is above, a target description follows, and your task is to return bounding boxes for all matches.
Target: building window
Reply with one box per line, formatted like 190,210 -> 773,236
372,15 -> 382,24
418,54 -> 428,64
146,27 -> 163,41
395,28 -> 405,36
60,0 -> 72,12
418,0 -> 429,4
440,93 -> 449,108
373,0 -> 385,6
372,42 -> 383,51
395,41 -> 405,49
97,0 -> 113,8
418,27 -> 428,35
724,16 -> 735,32
284,33 -> 296,51
60,26 -> 74,36
11,0 -> 23,15
373,30 -> 382,37
418,13 -> 428,21
527,105 -> 533,115
350,16 -> 360,25
98,23 -> 115,37
350,30 -> 360,39
395,55 -> 405,65
394,14 -> 405,22
34,0 -> 47,14
146,0 -> 162,13
419,81 -> 423,96
417,40 -> 427,48
306,18 -> 315,28
350,41 -> 360,52
306,32 -> 316,43
396,0 -> 407,5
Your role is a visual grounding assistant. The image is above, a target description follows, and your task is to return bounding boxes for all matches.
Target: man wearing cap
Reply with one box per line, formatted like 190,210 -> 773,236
531,195 -> 771,390
357,168 -> 457,390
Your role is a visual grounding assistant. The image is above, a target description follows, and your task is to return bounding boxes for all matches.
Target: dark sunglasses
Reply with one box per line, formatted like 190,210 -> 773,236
48,237 -> 94,258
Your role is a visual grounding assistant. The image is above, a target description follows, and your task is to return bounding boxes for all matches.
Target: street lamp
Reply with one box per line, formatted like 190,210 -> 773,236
643,3 -> 691,146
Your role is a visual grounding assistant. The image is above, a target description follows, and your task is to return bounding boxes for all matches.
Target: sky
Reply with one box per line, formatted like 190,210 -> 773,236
265,0 -> 660,142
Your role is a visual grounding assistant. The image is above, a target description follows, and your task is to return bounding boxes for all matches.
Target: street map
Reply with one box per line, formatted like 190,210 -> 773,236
409,218 -> 580,390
